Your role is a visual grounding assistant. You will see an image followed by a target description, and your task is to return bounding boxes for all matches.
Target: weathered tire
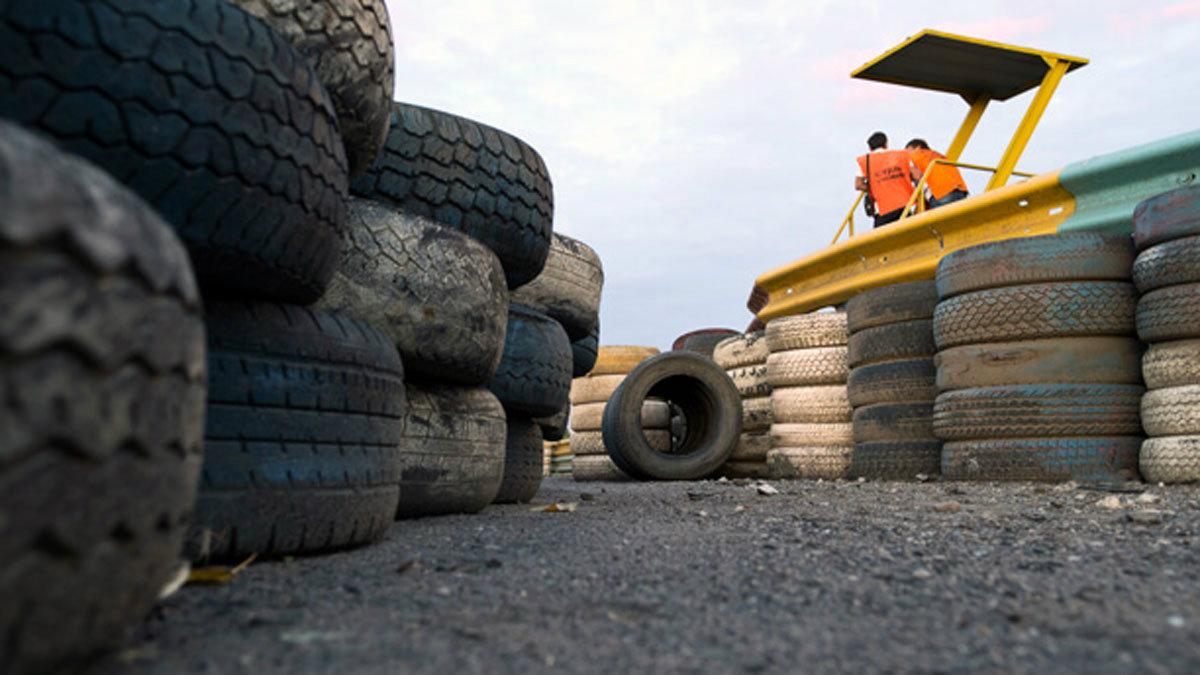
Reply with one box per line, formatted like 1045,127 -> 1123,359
935,337 -> 1143,391
494,415 -> 544,504
511,233 -> 603,340
767,446 -> 852,480
846,280 -> 938,332
672,327 -> 740,353
1140,437 -> 1200,484
713,331 -> 769,369
849,441 -> 942,480
729,364 -> 771,397
0,123 -> 206,674
847,319 -> 936,368
570,400 -> 670,432
196,302 -> 404,560
1132,185 -> 1200,250
0,0 -> 349,303
1132,235 -> 1200,293
487,304 -> 572,417
570,374 -> 625,406
1142,385 -> 1200,436
766,347 -> 849,387
396,383 -> 505,518
730,432 -> 771,461
1143,340 -> 1200,389
233,0 -> 393,177
770,423 -> 854,446
572,324 -> 600,377
852,403 -> 935,443
942,437 -> 1140,483
765,313 -> 848,352
535,403 -> 569,442
1137,283 -> 1200,342
771,385 -> 852,423
317,198 -> 508,385
721,461 -> 771,479
933,384 -> 1144,441
741,396 -> 774,433
933,282 -> 1137,349
571,430 -> 670,457
351,102 -> 553,289
602,353 -> 741,480
572,455 -> 629,482
592,346 -> 660,375
847,359 -> 937,407
935,233 -> 1134,299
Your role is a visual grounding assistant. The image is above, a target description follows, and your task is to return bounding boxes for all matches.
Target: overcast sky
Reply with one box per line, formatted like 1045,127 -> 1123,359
384,0 -> 1200,349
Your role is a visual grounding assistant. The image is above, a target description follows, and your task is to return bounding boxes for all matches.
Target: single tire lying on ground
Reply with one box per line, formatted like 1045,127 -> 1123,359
397,383 -> 506,517
232,0 -> 394,177
194,302 -> 404,560
512,233 -> 603,340
352,102 -> 554,289
942,437 -> 1140,483
318,198 -> 508,385
494,415 -> 544,504
0,0 -> 349,303
572,324 -> 600,377
934,337 -> 1143,390
0,123 -> 206,674
487,304 -> 572,417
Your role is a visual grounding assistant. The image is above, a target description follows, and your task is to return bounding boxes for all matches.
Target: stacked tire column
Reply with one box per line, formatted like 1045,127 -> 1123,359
1132,187 -> 1200,483
932,233 -> 1143,482
763,314 -> 853,480
569,347 -> 665,481
713,332 -> 773,478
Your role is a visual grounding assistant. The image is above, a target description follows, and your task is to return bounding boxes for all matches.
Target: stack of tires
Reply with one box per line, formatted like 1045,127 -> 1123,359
763,314 -> 853,480
546,440 -> 574,476
713,332 -> 773,478
569,346 -> 664,481
932,233 -> 1143,482
846,282 -> 942,479
1132,187 -> 1200,483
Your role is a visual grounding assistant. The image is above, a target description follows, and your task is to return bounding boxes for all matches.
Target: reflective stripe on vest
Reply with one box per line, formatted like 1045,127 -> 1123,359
856,150 -> 914,215
908,148 -> 968,201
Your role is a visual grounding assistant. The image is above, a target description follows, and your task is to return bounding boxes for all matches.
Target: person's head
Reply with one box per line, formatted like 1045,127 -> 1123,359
905,138 -> 930,150
867,132 -> 887,150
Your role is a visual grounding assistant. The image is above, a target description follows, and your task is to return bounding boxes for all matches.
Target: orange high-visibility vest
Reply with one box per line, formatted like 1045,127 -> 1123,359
908,148 -> 968,201
857,150 -> 915,215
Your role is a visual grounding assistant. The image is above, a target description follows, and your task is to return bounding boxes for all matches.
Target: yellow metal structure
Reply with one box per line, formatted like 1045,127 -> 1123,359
899,159 -> 1035,221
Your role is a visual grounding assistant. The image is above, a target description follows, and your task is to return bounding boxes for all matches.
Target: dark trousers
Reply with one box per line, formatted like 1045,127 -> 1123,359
929,189 -> 969,209
873,207 -> 903,228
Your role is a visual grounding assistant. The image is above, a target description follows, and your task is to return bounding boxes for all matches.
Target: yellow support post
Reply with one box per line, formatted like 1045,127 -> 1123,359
987,58 -> 1070,190
945,93 -> 989,162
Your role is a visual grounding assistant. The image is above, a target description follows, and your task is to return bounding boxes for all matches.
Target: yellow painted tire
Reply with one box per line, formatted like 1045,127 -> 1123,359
590,345 -> 660,375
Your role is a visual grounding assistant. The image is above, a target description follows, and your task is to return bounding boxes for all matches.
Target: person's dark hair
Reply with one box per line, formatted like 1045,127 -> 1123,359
905,138 -> 930,150
867,132 -> 887,150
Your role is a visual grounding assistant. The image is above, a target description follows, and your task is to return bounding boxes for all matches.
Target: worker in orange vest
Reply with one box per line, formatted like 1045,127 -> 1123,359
855,131 -> 917,228
905,138 -> 969,209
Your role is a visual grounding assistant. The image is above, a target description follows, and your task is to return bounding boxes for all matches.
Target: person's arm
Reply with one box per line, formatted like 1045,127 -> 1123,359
854,175 -> 867,191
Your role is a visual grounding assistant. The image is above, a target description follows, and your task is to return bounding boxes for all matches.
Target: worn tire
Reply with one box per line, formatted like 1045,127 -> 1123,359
535,403 -> 569,442
767,446 -> 852,480
729,364 -> 771,397
849,441 -> 942,480
847,359 -> 937,407
846,280 -> 938,332
570,400 -> 670,432
233,0 -> 393,177
1142,385 -> 1200,436
1132,235 -> 1200,293
570,374 -> 625,405
721,461 -> 771,479
0,0 -> 349,303
1140,437 -> 1200,484
351,102 -> 553,289
196,302 -> 404,560
0,123 -> 206,674
935,337 -> 1143,391
766,347 -> 849,387
511,233 -> 603,340
853,403 -> 935,443
1137,283 -> 1200,342
933,282 -> 1136,349
1143,340 -> 1200,389
494,415 -> 544,504
571,430 -> 670,457
942,437 -> 1140,483
572,455 -> 629,482
765,313 -> 848,352
730,432 -> 772,461
771,423 -> 854,446
771,385 -> 852,423
572,324 -> 600,377
672,328 -> 740,353
397,383 -> 506,517
741,396 -> 774,433
935,233 -> 1134,299
1132,185 -> 1200,250
933,384 -> 1144,441
713,331 -> 769,369
847,319 -> 936,368
317,198 -> 508,385
592,346 -> 660,376
487,304 -> 572,417
602,353 -> 741,480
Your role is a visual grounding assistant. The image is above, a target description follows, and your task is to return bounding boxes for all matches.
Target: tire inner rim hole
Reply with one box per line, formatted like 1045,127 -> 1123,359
645,375 -> 715,458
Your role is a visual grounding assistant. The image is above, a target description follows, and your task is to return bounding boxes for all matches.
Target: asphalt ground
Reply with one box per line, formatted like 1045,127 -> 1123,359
89,476 -> 1200,674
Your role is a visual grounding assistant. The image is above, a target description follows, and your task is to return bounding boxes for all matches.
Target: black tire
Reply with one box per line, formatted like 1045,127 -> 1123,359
671,327 -> 739,351
535,402 -> 569,442
1137,283 -> 1200,342
601,353 -> 742,480
0,0 -> 349,303
1132,185 -> 1200,250
935,233 -> 1134,299
194,302 -> 404,561
847,359 -> 937,407
317,198 -> 508,385
233,0 -> 394,177
934,337 -> 1143,391
511,233 -> 603,340
849,441 -> 941,480
0,122 -> 206,674
846,280 -> 938,332
847,319 -> 936,368
487,304 -> 572,417
933,282 -> 1136,349
495,414 -> 544,504
352,102 -> 553,289
572,323 -> 600,377
942,437 -> 1140,483
680,330 -> 742,358
932,384 -> 1144,441
397,383 -> 506,517
1132,235 -> 1200,293
852,403 -> 936,443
